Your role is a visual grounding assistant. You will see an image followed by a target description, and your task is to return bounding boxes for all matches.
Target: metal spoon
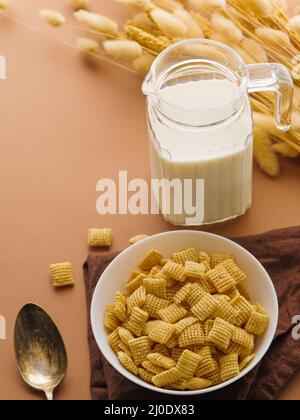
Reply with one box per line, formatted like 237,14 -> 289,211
14,304 -> 68,400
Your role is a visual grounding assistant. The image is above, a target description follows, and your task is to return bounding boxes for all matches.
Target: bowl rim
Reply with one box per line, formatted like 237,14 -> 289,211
91,230 -> 279,396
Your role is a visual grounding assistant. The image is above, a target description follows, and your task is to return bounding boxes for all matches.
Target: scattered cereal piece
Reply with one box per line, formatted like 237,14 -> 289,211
177,349 -> 201,379
175,317 -> 198,335
88,228 -> 112,247
118,327 -> 134,345
138,367 -> 154,383
143,320 -> 161,336
171,347 -> 185,362
139,250 -> 163,271
223,341 -> 244,356
105,304 -> 120,332
173,283 -> 192,304
195,347 -> 218,377
50,262 -> 75,288
157,303 -> 187,324
166,283 -> 182,301
198,251 -> 210,265
185,283 -> 207,307
162,261 -> 186,282
221,259 -> 247,284
232,327 -> 255,352
166,278 -> 177,288
147,352 -> 176,370
179,377 -> 212,390
185,261 -> 206,279
219,353 -> 240,382
204,319 -> 214,340
152,367 -> 182,387
114,302 -> 127,322
128,336 -> 152,365
126,273 -> 147,294
119,342 -> 132,357
149,266 -> 161,277
108,329 -> 122,353
148,321 -> 176,344
211,253 -> 235,268
245,311 -> 270,336
204,367 -> 222,385
207,318 -> 233,352
254,303 -> 267,315
239,354 -> 256,371
231,295 -> 253,326
127,286 -> 147,313
114,291 -> 127,322
225,287 -> 240,300
206,266 -> 236,293
142,360 -> 165,375
165,334 -> 178,349
129,234 -> 149,244
153,344 -> 170,357
143,277 -> 167,299
237,283 -> 252,301
191,294 -> 217,322
172,248 -> 198,265
127,307 -> 149,336
158,258 -> 171,267
118,351 -> 139,375
213,299 -> 239,325
178,322 -> 205,347
142,294 -> 169,318
127,270 -> 142,284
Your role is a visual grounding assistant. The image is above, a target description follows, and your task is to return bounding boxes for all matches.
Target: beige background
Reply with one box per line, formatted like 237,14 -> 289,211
0,0 -> 299,400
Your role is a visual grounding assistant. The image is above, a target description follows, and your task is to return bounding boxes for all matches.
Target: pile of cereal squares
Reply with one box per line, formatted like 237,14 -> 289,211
105,248 -> 270,391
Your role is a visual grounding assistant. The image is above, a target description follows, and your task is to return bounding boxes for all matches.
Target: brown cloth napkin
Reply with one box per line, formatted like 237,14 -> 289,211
83,226 -> 300,400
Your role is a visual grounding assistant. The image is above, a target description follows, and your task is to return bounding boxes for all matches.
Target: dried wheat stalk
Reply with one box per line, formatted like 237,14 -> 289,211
25,0 -> 300,175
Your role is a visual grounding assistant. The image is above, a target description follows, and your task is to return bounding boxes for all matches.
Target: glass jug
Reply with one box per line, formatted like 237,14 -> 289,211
142,39 -> 293,226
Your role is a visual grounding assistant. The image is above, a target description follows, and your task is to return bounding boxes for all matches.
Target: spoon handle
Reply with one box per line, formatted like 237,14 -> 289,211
45,390 -> 54,400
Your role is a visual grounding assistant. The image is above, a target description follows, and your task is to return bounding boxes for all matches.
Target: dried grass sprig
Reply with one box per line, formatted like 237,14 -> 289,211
211,13 -> 243,42
173,9 -> 204,37
272,142 -> 299,157
194,0 -> 226,12
33,0 -> 300,176
152,0 -> 184,13
253,127 -> 280,177
76,37 -> 99,53
0,0 -> 11,9
125,23 -> 171,53
150,8 -> 187,37
39,10 -> 66,27
69,0 -> 89,10
103,39 -> 143,59
116,0 -> 152,11
74,10 -> 118,35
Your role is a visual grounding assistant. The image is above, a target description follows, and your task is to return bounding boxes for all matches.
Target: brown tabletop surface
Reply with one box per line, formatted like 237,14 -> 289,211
0,0 -> 299,400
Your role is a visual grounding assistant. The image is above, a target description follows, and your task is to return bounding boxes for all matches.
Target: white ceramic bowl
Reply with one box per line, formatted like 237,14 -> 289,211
91,230 -> 278,396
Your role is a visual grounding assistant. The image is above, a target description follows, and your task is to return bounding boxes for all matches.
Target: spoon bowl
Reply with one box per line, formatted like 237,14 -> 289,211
14,304 -> 68,400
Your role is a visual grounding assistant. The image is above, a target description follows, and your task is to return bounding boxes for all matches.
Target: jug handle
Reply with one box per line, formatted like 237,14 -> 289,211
247,63 -> 293,132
